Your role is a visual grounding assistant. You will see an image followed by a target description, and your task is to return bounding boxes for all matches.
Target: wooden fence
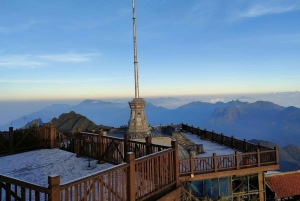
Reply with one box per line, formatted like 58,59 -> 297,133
178,148 -> 278,176
0,141 -> 179,201
76,132 -> 171,165
0,123 -> 78,156
0,125 -> 55,155
181,123 -> 271,152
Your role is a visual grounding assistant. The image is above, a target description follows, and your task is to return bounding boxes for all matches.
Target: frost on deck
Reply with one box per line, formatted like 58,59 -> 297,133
0,148 -> 114,187
181,132 -> 239,157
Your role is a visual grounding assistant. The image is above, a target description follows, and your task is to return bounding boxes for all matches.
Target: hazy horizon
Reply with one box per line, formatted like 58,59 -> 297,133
1,91 -> 300,127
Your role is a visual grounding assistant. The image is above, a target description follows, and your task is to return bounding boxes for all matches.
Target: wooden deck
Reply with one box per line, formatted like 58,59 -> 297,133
0,123 -> 280,200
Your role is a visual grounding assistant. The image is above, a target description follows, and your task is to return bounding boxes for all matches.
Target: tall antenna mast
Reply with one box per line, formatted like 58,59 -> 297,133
132,0 -> 139,98
128,0 -> 150,136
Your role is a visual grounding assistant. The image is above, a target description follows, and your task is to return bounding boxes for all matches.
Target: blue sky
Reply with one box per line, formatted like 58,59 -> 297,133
1,0 -> 300,101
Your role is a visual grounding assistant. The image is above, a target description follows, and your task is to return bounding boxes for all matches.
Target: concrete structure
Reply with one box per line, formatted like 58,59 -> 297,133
127,0 -> 150,137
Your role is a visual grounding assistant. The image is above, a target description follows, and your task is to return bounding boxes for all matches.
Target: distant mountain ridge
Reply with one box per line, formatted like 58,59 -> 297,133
205,101 -> 300,146
249,139 -> 300,172
1,99 -> 300,147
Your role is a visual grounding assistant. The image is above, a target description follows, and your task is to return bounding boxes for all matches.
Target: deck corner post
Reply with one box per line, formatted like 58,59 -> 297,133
235,151 -> 240,170
126,152 -> 135,201
76,137 -> 80,157
49,124 -> 55,149
258,142 -> 261,150
257,149 -> 261,167
213,153 -> 218,172
274,147 -> 279,165
243,139 -> 248,152
48,175 -> 60,201
145,136 -> 152,155
190,154 -> 194,177
98,130 -> 104,164
124,134 -> 129,161
172,140 -> 180,187
221,133 -> 224,144
9,127 -> 13,153
5,182 -> 11,201
231,136 -> 235,149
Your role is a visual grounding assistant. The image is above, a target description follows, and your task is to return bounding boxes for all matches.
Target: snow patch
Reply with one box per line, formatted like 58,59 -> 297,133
0,148 -> 114,187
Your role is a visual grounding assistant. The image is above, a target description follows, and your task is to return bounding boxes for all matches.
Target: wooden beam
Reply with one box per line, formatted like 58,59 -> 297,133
180,164 -> 279,181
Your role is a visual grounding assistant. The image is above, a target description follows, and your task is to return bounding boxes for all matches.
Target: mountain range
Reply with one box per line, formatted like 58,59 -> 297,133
1,99 -> 300,147
249,139 -> 300,172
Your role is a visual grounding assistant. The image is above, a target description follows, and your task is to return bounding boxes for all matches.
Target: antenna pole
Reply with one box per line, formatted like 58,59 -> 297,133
132,0 -> 139,98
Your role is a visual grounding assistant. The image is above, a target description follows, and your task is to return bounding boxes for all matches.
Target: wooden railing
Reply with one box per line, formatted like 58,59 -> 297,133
179,149 -> 278,176
134,148 -> 176,200
59,163 -> 129,201
0,174 -> 51,201
0,125 -> 54,155
76,132 -> 171,165
1,140 -> 179,201
0,131 -> 9,154
0,123 -> 280,200
181,123 -> 272,152
54,128 -> 76,152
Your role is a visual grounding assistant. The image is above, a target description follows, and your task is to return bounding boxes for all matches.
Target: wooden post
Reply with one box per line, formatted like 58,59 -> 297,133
48,175 -> 60,201
221,133 -> 224,145
42,123 -> 48,146
98,130 -> 104,164
49,124 -> 55,149
76,138 -> 80,157
145,136 -> 152,155
231,136 -> 235,149
201,129 -> 207,140
171,140 -> 180,187
258,172 -> 265,201
257,149 -> 261,167
126,152 -> 135,201
213,153 -> 218,172
190,155 -> 194,178
5,182 -> 11,201
124,134 -> 129,162
274,147 -> 279,164
243,139 -> 248,152
235,151 -> 240,170
9,127 -> 13,153
258,142 -> 261,150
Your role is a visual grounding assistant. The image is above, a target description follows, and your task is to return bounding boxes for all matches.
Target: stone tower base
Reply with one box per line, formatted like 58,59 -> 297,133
128,98 -> 150,138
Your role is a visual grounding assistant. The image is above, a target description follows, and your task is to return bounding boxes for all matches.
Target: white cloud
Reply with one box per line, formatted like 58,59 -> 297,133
0,20 -> 44,34
0,55 -> 45,68
0,76 -> 130,84
0,52 -> 100,69
209,98 -> 224,103
235,2 -> 300,19
38,53 -> 100,62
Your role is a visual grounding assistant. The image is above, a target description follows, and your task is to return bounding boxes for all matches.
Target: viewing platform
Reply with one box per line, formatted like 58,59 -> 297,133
0,123 -> 280,200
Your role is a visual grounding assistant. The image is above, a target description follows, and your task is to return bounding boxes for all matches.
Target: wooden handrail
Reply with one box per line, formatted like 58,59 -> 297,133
179,149 -> 278,175
0,175 -> 50,194
181,123 -> 273,152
